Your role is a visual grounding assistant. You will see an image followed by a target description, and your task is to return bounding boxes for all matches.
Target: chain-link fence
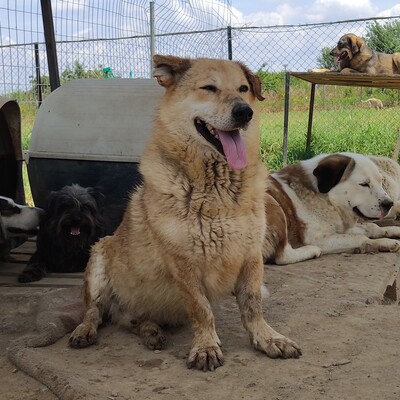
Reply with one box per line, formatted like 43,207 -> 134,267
1,0 -> 399,167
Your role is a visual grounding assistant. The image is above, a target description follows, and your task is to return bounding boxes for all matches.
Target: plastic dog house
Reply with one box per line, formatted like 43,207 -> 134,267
26,78 -> 163,208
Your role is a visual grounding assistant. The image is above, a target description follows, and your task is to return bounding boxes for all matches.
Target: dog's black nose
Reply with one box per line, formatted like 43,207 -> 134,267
232,104 -> 253,124
381,199 -> 393,214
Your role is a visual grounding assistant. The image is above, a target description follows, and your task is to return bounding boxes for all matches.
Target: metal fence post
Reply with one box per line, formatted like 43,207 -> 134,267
282,72 -> 290,166
149,1 -> 155,78
227,26 -> 232,60
40,0 -> 60,91
34,43 -> 42,107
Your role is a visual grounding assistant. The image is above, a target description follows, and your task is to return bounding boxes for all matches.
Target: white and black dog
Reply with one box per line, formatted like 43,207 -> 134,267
0,196 -> 43,260
18,184 -> 108,283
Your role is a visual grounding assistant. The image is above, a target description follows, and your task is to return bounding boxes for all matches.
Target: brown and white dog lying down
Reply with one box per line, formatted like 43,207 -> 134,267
263,153 -> 400,265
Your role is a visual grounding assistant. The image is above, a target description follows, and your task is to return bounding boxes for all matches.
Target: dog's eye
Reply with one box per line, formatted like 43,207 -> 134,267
200,85 -> 217,92
360,182 -> 370,188
83,204 -> 95,213
239,85 -> 249,93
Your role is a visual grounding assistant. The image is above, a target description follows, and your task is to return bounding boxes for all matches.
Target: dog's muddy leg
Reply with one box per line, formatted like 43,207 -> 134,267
173,265 -> 223,371
235,255 -> 302,359
130,319 -> 167,350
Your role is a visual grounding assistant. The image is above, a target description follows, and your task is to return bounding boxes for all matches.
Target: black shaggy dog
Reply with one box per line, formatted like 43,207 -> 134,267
18,184 -> 106,283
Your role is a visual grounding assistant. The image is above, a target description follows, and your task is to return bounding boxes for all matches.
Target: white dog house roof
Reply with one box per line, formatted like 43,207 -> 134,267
28,78 -> 163,163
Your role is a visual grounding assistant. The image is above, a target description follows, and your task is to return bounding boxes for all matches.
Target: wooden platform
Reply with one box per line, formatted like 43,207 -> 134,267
290,72 -> 400,89
0,238 -> 83,287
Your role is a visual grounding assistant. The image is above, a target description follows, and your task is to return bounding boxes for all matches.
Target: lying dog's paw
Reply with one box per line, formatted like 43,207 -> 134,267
69,323 -> 97,348
186,344 -> 224,372
18,263 -> 46,283
354,239 -> 400,254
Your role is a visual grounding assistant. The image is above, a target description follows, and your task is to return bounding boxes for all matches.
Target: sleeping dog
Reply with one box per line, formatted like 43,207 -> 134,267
0,196 -> 43,260
264,153 -> 400,265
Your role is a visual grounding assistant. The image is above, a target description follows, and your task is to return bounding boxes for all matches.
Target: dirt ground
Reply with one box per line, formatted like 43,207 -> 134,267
0,252 -> 399,400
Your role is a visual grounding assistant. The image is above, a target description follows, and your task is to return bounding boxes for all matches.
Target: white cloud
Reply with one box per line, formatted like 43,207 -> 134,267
377,4 -> 400,17
233,0 -> 381,25
232,11 -> 284,26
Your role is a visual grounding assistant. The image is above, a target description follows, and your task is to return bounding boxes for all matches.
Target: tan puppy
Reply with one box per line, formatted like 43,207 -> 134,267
361,98 -> 383,110
330,33 -> 400,74
69,55 -> 301,371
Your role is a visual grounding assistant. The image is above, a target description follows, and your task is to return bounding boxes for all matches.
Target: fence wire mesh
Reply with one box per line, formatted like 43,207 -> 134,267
0,0 -> 399,167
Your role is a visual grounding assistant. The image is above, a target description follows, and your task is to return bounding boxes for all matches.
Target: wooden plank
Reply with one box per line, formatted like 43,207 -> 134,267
0,262 -> 84,279
6,254 -> 31,263
10,240 -> 37,254
291,72 -> 400,89
0,275 -> 82,287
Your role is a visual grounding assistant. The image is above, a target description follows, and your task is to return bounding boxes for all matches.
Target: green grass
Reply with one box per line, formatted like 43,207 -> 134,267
260,106 -> 399,171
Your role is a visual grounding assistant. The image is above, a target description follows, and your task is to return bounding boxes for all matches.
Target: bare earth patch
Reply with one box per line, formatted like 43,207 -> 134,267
0,252 -> 399,400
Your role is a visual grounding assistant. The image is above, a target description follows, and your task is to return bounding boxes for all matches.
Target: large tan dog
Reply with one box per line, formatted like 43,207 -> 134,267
69,55 -> 301,371
263,153 -> 400,265
330,33 -> 400,74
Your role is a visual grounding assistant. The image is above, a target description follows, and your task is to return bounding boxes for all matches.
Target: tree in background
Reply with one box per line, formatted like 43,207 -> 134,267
316,47 -> 335,70
60,61 -> 103,83
365,20 -> 400,53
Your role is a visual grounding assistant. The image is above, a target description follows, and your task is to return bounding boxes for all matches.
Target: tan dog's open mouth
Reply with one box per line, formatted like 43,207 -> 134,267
333,50 -> 350,65
194,118 -> 247,170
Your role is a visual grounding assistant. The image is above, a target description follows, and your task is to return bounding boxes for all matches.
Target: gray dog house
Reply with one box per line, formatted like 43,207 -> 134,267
0,97 -> 25,203
26,78 -> 163,209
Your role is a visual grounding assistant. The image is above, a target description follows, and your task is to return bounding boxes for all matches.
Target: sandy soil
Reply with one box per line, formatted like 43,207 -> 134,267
0,252 -> 399,400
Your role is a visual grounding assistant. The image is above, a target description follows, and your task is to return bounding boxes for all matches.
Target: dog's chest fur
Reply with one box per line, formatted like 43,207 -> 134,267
142,153 -> 266,264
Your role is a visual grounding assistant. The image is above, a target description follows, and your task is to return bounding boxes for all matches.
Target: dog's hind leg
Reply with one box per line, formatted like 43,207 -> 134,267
235,254 -> 302,359
129,319 -> 167,350
69,303 -> 101,348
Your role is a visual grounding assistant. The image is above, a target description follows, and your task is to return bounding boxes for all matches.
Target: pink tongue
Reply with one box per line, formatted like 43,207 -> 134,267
70,226 -> 81,236
216,129 -> 247,170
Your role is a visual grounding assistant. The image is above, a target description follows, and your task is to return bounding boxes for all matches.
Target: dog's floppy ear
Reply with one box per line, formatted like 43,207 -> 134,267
238,62 -> 265,101
348,34 -> 364,55
313,154 -> 354,193
88,186 -> 105,208
153,55 -> 192,88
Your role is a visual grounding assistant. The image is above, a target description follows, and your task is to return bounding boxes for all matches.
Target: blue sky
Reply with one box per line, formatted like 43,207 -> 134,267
231,0 -> 400,25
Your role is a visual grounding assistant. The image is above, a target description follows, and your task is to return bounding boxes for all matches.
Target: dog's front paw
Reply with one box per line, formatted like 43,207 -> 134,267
18,263 -> 46,283
256,335 -> 302,359
251,326 -> 302,359
186,344 -> 224,372
69,323 -> 97,348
